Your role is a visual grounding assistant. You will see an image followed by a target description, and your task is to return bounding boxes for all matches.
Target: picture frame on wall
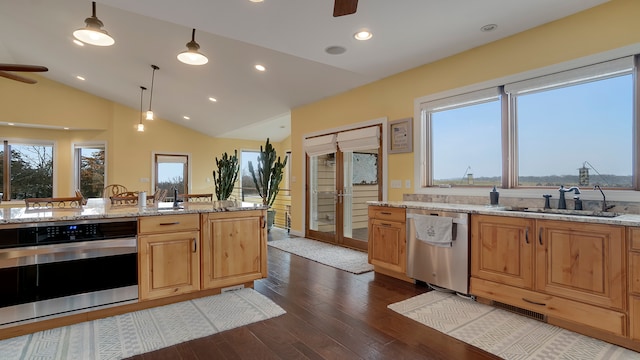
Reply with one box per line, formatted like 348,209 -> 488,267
388,117 -> 413,154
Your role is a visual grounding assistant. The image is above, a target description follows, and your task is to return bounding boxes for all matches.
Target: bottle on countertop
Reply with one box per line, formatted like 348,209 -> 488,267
490,186 -> 499,205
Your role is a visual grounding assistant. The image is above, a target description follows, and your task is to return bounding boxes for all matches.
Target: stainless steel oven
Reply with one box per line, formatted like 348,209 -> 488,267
0,218 -> 138,327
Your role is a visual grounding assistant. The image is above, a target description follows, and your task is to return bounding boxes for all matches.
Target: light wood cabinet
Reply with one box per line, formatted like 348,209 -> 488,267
368,206 -> 406,275
200,210 -> 267,289
471,214 -> 534,289
629,228 -> 640,341
138,214 -> 201,301
536,220 -> 625,310
471,214 -> 628,340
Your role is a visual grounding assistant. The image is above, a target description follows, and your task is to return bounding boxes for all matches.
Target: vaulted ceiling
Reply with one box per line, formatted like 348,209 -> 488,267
0,0 -> 608,141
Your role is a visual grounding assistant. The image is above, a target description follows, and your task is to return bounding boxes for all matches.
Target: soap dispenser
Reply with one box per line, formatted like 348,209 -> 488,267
490,186 -> 499,205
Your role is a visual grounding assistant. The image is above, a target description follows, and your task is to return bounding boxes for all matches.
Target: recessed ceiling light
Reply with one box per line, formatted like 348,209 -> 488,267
76,75 -> 85,81
8,123 -> 15,126
73,39 -> 85,46
325,46 -> 346,55
209,97 -> 217,102
255,64 -> 266,72
249,0 -> 264,2
481,24 -> 498,32
183,116 -> 190,120
354,30 -> 372,41
63,127 -> 70,130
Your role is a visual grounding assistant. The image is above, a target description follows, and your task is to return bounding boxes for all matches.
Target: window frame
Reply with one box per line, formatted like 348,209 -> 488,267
73,142 -> 106,198
414,54 -> 639,191
1,139 -> 56,200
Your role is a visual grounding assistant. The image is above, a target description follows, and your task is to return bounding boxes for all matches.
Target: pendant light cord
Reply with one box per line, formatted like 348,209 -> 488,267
148,65 -> 159,112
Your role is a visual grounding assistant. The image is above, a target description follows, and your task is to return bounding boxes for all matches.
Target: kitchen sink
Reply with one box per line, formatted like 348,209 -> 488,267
504,207 -> 620,218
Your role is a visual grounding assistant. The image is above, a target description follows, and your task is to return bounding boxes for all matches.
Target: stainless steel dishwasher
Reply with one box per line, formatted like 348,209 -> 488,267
406,209 -> 470,294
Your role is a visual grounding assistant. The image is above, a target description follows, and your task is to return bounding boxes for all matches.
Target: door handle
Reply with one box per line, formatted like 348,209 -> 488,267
192,238 -> 197,253
538,227 -> 543,245
524,227 -> 529,244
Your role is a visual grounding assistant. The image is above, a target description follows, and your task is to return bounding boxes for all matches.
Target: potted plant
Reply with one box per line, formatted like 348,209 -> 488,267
212,150 -> 239,202
248,138 -> 287,231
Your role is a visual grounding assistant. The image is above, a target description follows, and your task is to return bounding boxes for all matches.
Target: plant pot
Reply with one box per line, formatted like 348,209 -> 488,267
267,209 -> 276,232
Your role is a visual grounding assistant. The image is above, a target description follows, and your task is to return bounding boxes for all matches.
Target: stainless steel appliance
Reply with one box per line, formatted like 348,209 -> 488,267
0,218 -> 138,327
406,209 -> 469,294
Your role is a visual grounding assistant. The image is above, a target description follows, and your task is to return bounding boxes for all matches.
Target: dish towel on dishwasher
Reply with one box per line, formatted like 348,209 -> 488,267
408,214 -> 453,247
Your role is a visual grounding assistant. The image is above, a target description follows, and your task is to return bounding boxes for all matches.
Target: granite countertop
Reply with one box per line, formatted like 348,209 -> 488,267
0,198 -> 267,225
369,201 -> 640,227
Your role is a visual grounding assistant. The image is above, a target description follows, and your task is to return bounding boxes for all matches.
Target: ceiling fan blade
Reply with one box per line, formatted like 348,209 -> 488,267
333,0 -> 358,17
0,64 -> 48,72
0,71 -> 38,84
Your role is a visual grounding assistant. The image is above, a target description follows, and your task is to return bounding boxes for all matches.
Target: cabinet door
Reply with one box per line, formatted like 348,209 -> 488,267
368,218 -> 406,273
536,220 -> 625,310
471,215 -> 534,289
139,230 -> 200,300
201,211 -> 266,289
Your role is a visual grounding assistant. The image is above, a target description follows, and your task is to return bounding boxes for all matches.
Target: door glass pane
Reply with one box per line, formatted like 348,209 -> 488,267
241,150 -> 260,203
309,153 -> 336,235
344,151 -> 378,241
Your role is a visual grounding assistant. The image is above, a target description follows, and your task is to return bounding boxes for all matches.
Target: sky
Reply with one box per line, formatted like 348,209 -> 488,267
431,74 -> 632,180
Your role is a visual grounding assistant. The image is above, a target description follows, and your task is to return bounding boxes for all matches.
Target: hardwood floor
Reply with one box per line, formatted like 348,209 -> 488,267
129,239 -> 500,360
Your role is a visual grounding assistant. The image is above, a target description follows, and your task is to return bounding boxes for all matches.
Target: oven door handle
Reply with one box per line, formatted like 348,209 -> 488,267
0,237 -> 138,268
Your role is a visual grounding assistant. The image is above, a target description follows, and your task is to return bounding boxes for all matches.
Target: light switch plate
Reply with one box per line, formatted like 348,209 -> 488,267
391,180 -> 402,188
405,180 -> 411,188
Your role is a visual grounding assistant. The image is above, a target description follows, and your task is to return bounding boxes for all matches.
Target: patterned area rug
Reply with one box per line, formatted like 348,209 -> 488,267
389,291 -> 639,360
0,288 -> 285,360
268,237 -> 373,274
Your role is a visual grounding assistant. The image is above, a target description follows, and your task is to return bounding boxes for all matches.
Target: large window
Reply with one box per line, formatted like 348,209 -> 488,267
422,88 -> 502,187
1,140 -> 54,200
419,56 -> 636,189
74,144 -> 105,198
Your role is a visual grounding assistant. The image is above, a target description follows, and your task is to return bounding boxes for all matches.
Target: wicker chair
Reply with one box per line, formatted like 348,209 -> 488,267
179,193 -> 213,202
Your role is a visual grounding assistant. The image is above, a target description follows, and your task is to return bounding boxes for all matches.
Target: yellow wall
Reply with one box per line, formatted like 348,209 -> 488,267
1,76 -> 281,198
289,0 -> 640,232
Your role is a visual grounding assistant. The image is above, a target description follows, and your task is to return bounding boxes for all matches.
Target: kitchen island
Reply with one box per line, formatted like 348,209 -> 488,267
0,199 -> 268,340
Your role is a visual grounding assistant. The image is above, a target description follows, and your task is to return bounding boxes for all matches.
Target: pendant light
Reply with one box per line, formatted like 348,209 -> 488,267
146,65 -> 159,120
73,1 -> 115,46
177,29 -> 208,65
137,86 -> 146,132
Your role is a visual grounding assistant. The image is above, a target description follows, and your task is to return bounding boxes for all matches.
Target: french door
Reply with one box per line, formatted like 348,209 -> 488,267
305,126 -> 382,251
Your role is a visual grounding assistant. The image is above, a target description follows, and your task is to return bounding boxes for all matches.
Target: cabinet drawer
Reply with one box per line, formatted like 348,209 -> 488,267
630,227 -> 640,251
368,206 -> 405,223
139,214 -> 200,234
471,278 -> 627,336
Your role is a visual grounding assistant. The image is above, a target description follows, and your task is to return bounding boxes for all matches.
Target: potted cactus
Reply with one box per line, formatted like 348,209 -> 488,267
212,150 -> 239,201
248,138 -> 287,231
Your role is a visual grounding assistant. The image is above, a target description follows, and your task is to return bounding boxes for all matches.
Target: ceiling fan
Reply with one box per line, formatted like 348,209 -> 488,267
0,64 -> 48,84
333,0 -> 358,17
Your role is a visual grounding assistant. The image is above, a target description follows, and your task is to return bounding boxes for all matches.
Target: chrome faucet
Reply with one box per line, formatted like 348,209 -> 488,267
594,185 -> 615,212
558,185 -> 580,209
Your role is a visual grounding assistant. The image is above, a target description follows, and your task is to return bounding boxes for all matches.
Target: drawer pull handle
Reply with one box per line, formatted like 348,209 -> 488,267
524,227 -> 529,244
380,212 -> 392,215
380,223 -> 392,227
160,222 -> 180,226
523,298 -> 546,306
538,227 -> 543,245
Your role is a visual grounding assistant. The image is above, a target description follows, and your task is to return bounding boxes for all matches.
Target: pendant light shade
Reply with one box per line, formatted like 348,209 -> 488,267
137,86 -> 147,132
73,1 -> 115,46
177,29 -> 208,65
146,65 -> 159,120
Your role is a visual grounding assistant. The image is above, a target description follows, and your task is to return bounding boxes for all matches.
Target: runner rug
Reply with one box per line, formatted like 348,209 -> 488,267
0,288 -> 285,360
268,237 -> 374,274
388,290 -> 639,360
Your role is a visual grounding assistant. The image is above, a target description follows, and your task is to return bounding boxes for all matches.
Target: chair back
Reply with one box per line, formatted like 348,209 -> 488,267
103,184 -> 128,198
180,193 -> 213,202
